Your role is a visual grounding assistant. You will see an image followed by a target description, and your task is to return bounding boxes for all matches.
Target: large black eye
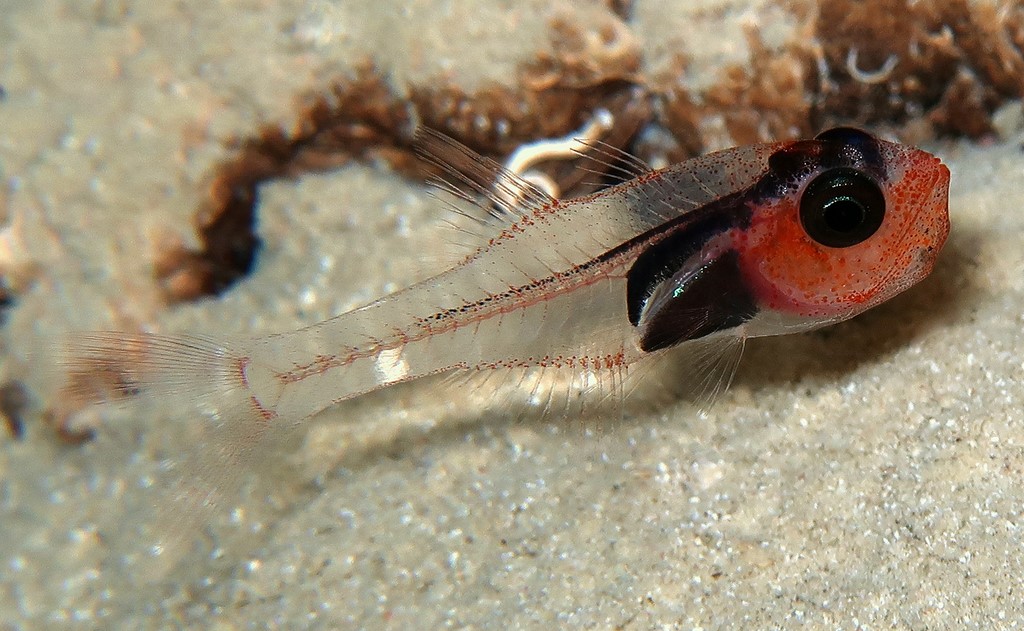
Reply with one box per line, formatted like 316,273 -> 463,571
814,127 -> 873,145
799,168 -> 885,248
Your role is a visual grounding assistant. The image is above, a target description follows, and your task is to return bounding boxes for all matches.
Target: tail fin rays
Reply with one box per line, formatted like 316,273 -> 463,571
61,331 -> 247,404
56,331 -> 288,582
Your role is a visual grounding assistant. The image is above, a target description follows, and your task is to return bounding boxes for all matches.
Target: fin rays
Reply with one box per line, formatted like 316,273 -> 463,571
571,137 -> 653,184
57,331 -> 286,581
414,128 -> 556,230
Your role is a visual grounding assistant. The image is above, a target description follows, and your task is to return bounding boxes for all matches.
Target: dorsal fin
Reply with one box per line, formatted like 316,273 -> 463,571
570,137 -> 654,185
414,128 -> 557,230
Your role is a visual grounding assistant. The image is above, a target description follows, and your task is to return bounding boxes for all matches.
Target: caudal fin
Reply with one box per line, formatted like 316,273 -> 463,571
61,331 -> 248,404
55,331 -> 286,581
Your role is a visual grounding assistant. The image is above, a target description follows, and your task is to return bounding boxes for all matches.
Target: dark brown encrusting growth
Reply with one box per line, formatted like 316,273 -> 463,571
0,280 -> 13,326
814,0 -> 1024,137
155,70 -> 419,301
160,1 -> 1023,303
700,25 -> 817,148
657,0 -> 1024,150
0,380 -> 28,439
159,62 -> 648,302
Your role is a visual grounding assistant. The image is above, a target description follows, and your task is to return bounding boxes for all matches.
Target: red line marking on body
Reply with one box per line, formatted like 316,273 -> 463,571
272,185 -> 688,385
273,243 -> 642,384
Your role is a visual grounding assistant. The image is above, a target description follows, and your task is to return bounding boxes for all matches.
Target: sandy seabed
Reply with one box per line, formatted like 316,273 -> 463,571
2,1 -> 1024,628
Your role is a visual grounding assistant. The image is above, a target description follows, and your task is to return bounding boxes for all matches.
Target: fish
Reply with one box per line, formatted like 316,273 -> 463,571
61,125 -> 950,448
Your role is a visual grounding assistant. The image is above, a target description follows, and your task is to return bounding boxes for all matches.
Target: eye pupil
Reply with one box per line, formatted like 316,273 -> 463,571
822,196 -> 865,233
799,168 -> 885,248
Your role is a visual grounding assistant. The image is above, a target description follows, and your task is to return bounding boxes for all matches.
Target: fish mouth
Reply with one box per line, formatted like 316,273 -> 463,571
864,158 -> 949,308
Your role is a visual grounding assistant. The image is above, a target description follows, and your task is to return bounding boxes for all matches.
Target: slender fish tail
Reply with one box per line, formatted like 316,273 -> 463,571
58,305 -> 466,430
58,262 -> 636,428
61,331 -> 266,420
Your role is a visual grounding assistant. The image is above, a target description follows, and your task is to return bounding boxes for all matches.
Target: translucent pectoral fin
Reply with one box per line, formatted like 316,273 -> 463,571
623,332 -> 747,416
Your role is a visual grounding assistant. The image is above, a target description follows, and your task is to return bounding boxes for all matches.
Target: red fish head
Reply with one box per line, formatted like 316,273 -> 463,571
737,128 -> 951,333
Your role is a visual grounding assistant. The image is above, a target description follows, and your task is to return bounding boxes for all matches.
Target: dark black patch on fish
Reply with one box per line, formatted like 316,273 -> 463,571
636,249 -> 758,352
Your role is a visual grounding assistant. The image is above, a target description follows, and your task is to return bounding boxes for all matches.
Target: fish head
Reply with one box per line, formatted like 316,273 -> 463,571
737,127 -> 951,334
